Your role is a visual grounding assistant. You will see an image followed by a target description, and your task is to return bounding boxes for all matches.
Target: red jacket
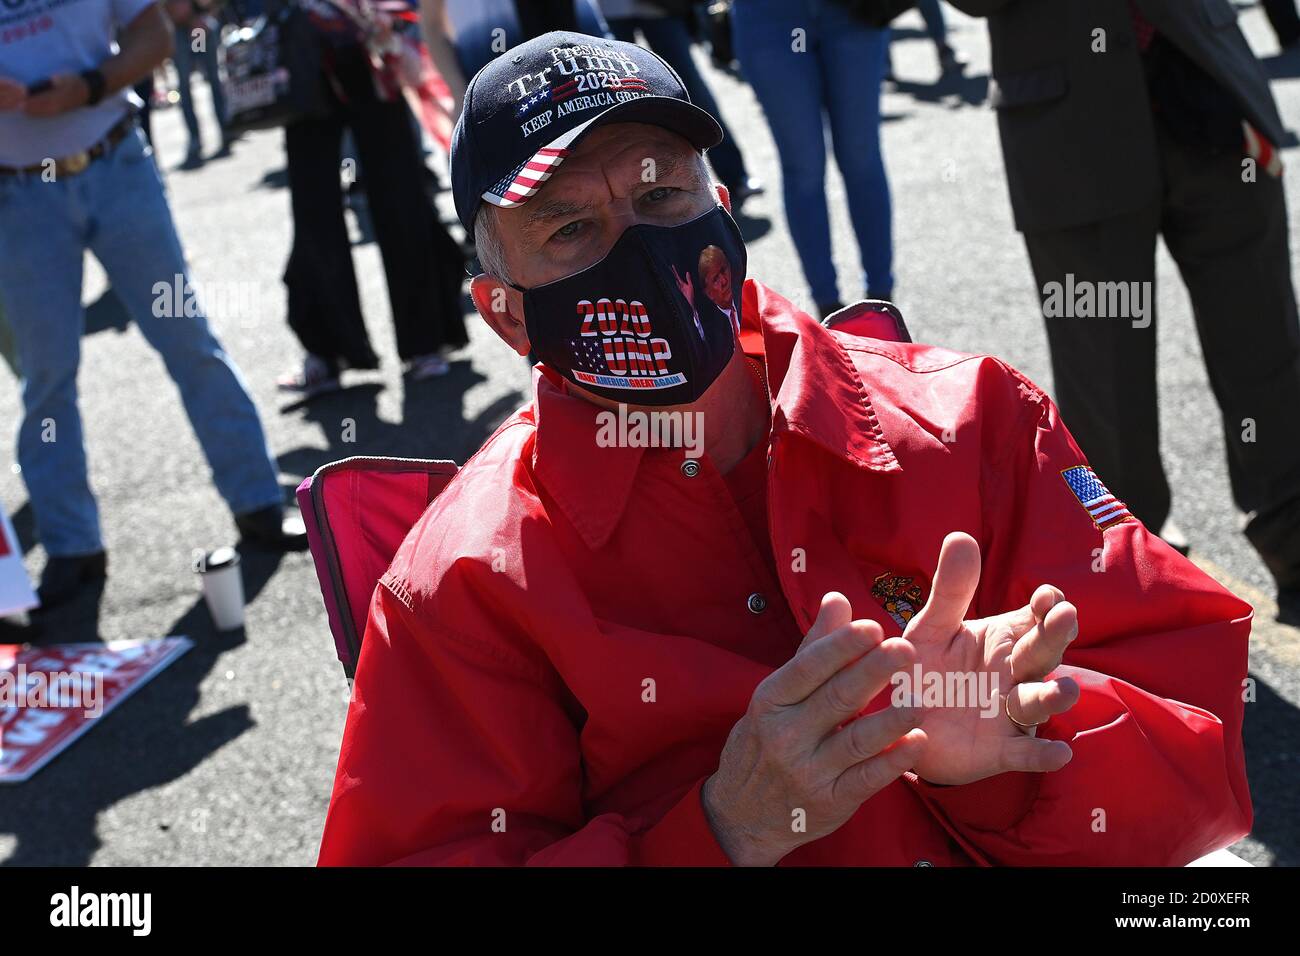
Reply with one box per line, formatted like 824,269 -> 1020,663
318,279 -> 1252,866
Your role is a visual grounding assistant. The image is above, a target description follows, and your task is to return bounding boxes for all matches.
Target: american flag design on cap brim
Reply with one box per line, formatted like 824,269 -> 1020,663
482,119 -> 601,209
1061,465 -> 1134,531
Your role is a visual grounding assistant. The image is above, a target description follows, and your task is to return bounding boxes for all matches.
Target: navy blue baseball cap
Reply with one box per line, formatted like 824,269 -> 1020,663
450,31 -> 725,233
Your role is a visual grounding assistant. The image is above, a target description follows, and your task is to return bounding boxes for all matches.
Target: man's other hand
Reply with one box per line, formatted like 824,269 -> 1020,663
905,531 -> 1079,786
702,593 -> 926,866
23,74 -> 90,118
0,78 -> 26,112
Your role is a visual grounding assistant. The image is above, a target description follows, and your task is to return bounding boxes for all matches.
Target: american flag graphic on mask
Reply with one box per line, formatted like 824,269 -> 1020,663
1061,465 -> 1134,530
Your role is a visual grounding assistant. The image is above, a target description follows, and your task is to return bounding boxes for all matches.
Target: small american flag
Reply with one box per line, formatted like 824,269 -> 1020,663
570,338 -> 607,373
1062,466 -> 1134,531
485,147 -> 569,208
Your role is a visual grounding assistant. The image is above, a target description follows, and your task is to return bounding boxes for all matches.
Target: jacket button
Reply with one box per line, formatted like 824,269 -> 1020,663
747,592 -> 767,614
680,459 -> 700,478
914,860 -> 933,867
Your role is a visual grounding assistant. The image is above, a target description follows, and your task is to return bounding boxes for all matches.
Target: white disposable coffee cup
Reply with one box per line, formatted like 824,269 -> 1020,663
197,546 -> 245,631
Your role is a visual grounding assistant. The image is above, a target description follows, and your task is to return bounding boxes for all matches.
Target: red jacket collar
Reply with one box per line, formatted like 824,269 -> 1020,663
532,278 -> 900,549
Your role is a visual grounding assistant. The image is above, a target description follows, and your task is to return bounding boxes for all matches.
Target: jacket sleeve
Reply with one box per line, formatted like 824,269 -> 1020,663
317,579 -> 733,866
911,367 -> 1253,866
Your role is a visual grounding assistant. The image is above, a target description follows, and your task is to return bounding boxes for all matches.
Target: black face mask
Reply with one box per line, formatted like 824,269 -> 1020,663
517,205 -> 747,405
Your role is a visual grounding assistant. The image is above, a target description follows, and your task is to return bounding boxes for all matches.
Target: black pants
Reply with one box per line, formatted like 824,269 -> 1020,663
283,55 -> 466,368
1263,0 -> 1300,48
1024,125 -> 1300,591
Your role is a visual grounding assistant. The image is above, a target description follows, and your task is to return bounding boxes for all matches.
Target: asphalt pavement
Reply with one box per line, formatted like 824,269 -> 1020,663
0,3 -> 1297,865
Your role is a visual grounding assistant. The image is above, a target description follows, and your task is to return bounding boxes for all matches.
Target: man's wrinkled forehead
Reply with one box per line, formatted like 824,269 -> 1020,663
506,124 -> 706,234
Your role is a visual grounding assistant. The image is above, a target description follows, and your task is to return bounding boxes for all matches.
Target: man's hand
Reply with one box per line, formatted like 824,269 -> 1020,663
905,532 -> 1079,785
23,74 -> 90,118
0,77 -> 26,112
702,593 -> 926,866
670,264 -> 695,308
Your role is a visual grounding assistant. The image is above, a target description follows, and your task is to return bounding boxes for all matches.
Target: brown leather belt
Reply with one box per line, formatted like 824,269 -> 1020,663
0,114 -> 136,178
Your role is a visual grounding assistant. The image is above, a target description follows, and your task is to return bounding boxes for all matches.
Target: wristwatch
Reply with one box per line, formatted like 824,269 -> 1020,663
79,68 -> 107,107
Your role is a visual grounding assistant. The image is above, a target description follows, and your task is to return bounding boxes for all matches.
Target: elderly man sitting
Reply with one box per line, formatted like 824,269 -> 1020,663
317,32 -> 1252,866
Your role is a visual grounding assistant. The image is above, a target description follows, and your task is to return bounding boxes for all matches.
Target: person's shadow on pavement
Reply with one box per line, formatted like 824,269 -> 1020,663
275,360 -> 524,479
1240,674 -> 1300,866
889,69 -> 989,108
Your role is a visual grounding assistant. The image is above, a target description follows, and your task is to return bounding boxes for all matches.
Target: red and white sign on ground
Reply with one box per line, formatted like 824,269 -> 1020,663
0,638 -> 192,783
0,503 -> 37,617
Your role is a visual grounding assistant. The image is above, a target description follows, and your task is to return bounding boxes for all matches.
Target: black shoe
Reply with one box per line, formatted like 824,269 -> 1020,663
726,175 -> 765,211
234,506 -> 308,551
1244,498 -> 1300,608
1278,588 -> 1300,627
37,551 -> 107,610
816,300 -> 845,321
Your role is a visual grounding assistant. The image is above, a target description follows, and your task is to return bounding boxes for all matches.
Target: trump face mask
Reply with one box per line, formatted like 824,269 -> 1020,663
518,205 -> 747,405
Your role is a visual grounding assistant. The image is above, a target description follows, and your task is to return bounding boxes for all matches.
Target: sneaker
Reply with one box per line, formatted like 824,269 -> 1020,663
276,354 -> 342,398
404,353 -> 450,380
1158,518 -> 1191,557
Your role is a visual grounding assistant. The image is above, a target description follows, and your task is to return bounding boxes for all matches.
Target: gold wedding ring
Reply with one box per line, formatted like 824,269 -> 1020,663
1004,691 -> 1042,731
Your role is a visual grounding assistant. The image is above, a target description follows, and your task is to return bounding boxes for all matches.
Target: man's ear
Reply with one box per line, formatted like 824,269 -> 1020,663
715,182 -> 731,214
470,274 -> 531,356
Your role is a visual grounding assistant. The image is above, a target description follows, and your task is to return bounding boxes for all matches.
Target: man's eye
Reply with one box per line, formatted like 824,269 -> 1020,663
644,187 -> 675,203
552,221 -> 584,242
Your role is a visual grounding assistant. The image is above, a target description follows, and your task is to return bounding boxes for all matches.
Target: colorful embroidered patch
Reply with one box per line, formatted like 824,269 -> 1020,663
1061,465 -> 1134,531
871,572 -> 927,629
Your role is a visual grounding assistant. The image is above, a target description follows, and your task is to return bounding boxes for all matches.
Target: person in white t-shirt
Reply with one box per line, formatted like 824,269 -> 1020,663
0,0 -> 305,609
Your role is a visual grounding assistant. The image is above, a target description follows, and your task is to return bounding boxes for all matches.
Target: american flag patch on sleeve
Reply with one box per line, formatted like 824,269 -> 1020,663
1061,465 -> 1134,531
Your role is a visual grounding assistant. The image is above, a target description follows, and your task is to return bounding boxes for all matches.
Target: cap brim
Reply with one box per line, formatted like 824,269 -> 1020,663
480,96 -> 725,212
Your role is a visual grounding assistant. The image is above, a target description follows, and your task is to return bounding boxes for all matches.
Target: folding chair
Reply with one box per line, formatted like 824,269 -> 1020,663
297,456 -> 459,680
820,299 -> 912,342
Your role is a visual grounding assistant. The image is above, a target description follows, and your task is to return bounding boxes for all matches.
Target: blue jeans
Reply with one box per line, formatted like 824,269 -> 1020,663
0,126 -> 282,556
607,15 -> 750,189
174,23 -> 228,151
732,0 -> 894,303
